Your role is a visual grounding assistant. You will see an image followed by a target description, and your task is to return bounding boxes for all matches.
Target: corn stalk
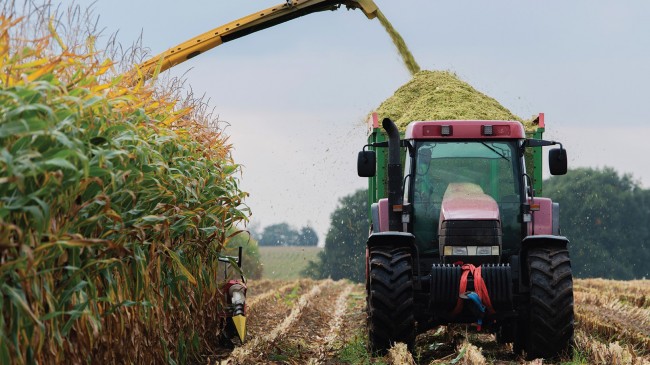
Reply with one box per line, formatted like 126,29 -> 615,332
1,11 -> 248,364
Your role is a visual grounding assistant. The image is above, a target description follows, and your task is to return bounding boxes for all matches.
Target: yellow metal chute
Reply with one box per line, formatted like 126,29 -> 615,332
126,0 -> 378,84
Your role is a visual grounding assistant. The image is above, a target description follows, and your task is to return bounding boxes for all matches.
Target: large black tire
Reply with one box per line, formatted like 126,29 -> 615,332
367,247 -> 415,354
523,247 -> 574,360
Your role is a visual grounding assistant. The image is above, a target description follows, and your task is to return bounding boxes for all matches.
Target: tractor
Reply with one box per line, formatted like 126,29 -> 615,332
357,115 -> 573,359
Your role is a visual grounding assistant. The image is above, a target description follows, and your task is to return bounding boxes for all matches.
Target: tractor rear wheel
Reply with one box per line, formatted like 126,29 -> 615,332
367,247 -> 415,354
523,246 -> 574,359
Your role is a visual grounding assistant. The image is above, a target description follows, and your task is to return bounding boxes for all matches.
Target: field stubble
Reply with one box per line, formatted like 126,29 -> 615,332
213,278 -> 650,365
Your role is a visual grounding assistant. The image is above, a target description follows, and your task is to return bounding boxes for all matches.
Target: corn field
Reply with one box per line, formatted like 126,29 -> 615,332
1,5 -> 248,364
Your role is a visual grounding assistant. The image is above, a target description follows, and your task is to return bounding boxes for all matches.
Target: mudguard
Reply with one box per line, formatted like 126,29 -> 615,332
521,235 -> 569,251
519,235 -> 570,283
367,231 -> 416,250
366,231 -> 421,289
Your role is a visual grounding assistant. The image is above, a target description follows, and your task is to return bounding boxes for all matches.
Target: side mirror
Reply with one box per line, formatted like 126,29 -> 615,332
357,150 -> 376,177
549,148 -> 567,175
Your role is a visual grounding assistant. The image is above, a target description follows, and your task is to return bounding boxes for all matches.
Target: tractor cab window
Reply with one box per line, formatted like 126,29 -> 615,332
411,141 -> 522,255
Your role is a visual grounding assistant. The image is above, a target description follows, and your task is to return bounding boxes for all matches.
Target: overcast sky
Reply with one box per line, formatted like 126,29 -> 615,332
85,0 -> 650,243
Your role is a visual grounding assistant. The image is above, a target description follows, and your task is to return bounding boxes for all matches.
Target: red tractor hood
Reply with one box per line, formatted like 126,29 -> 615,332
439,183 -> 500,222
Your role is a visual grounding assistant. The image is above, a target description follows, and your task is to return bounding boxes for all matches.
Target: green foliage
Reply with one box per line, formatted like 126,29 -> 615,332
544,167 -> 650,279
259,222 -> 318,246
337,332 -> 378,365
299,226 -> 319,247
304,189 -> 367,282
224,230 -> 263,279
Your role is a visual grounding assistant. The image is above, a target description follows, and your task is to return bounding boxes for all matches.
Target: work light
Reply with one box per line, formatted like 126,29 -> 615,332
483,125 -> 493,136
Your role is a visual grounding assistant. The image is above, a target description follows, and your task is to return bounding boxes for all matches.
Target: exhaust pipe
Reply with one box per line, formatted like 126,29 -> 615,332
382,118 -> 403,231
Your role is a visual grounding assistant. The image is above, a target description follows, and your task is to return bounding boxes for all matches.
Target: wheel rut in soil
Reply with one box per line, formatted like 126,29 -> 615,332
226,279 -> 325,364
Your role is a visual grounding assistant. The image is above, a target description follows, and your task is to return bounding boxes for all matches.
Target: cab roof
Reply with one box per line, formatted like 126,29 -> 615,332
405,120 -> 526,140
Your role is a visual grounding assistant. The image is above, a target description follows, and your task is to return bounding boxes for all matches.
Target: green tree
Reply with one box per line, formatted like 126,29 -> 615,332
258,223 -> 298,246
304,189 -> 368,282
544,167 -> 650,279
258,223 -> 318,246
298,226 -> 319,246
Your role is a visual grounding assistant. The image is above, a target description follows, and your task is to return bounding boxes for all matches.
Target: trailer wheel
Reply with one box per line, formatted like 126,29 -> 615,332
524,247 -> 574,359
367,247 -> 415,354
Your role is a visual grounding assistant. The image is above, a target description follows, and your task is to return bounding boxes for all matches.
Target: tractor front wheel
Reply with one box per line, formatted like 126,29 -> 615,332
522,246 -> 574,360
367,247 -> 415,354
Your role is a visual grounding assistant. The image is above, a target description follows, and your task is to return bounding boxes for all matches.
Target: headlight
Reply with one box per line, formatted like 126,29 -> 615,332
452,246 -> 468,256
443,245 -> 499,256
477,246 -> 492,255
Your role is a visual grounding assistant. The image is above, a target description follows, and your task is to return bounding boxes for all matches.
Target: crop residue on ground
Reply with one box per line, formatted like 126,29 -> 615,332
216,278 -> 650,364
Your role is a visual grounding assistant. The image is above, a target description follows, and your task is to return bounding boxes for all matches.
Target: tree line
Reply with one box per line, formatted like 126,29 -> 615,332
256,223 -> 319,247
544,167 -> 650,279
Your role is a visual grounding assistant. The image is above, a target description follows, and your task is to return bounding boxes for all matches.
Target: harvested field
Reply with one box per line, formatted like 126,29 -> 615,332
213,278 -> 650,364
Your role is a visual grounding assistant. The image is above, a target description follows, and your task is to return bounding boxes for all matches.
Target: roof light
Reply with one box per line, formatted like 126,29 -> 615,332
483,125 -> 493,136
441,125 -> 452,136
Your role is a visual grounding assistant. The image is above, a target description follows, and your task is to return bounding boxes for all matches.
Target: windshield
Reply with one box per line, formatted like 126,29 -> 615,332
411,141 -> 522,254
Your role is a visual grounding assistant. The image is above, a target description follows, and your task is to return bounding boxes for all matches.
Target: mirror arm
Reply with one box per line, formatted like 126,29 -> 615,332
367,140 -> 409,149
521,139 -> 564,155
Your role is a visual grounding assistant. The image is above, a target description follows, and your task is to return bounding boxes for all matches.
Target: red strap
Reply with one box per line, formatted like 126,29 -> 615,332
451,264 -> 496,316
452,264 -> 474,315
474,266 -> 496,315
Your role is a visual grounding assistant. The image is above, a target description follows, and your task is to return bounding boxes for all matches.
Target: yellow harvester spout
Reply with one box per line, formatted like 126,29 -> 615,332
232,315 -> 247,343
125,0 -> 380,85
355,0 -> 379,19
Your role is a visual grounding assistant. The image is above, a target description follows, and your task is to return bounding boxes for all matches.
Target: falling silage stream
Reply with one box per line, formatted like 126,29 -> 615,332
376,10 -> 420,76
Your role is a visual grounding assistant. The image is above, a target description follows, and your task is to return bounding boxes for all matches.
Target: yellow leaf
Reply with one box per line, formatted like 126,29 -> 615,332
161,113 -> 184,127
27,61 -> 57,82
13,57 -> 49,69
91,82 -> 112,93
163,246 -> 197,285
34,239 -> 109,252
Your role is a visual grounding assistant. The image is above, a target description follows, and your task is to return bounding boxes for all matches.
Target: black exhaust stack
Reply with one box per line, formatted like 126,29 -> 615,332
382,118 -> 403,232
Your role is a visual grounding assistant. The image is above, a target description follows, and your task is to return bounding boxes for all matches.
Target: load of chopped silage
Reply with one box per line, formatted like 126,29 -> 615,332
374,70 -> 534,132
